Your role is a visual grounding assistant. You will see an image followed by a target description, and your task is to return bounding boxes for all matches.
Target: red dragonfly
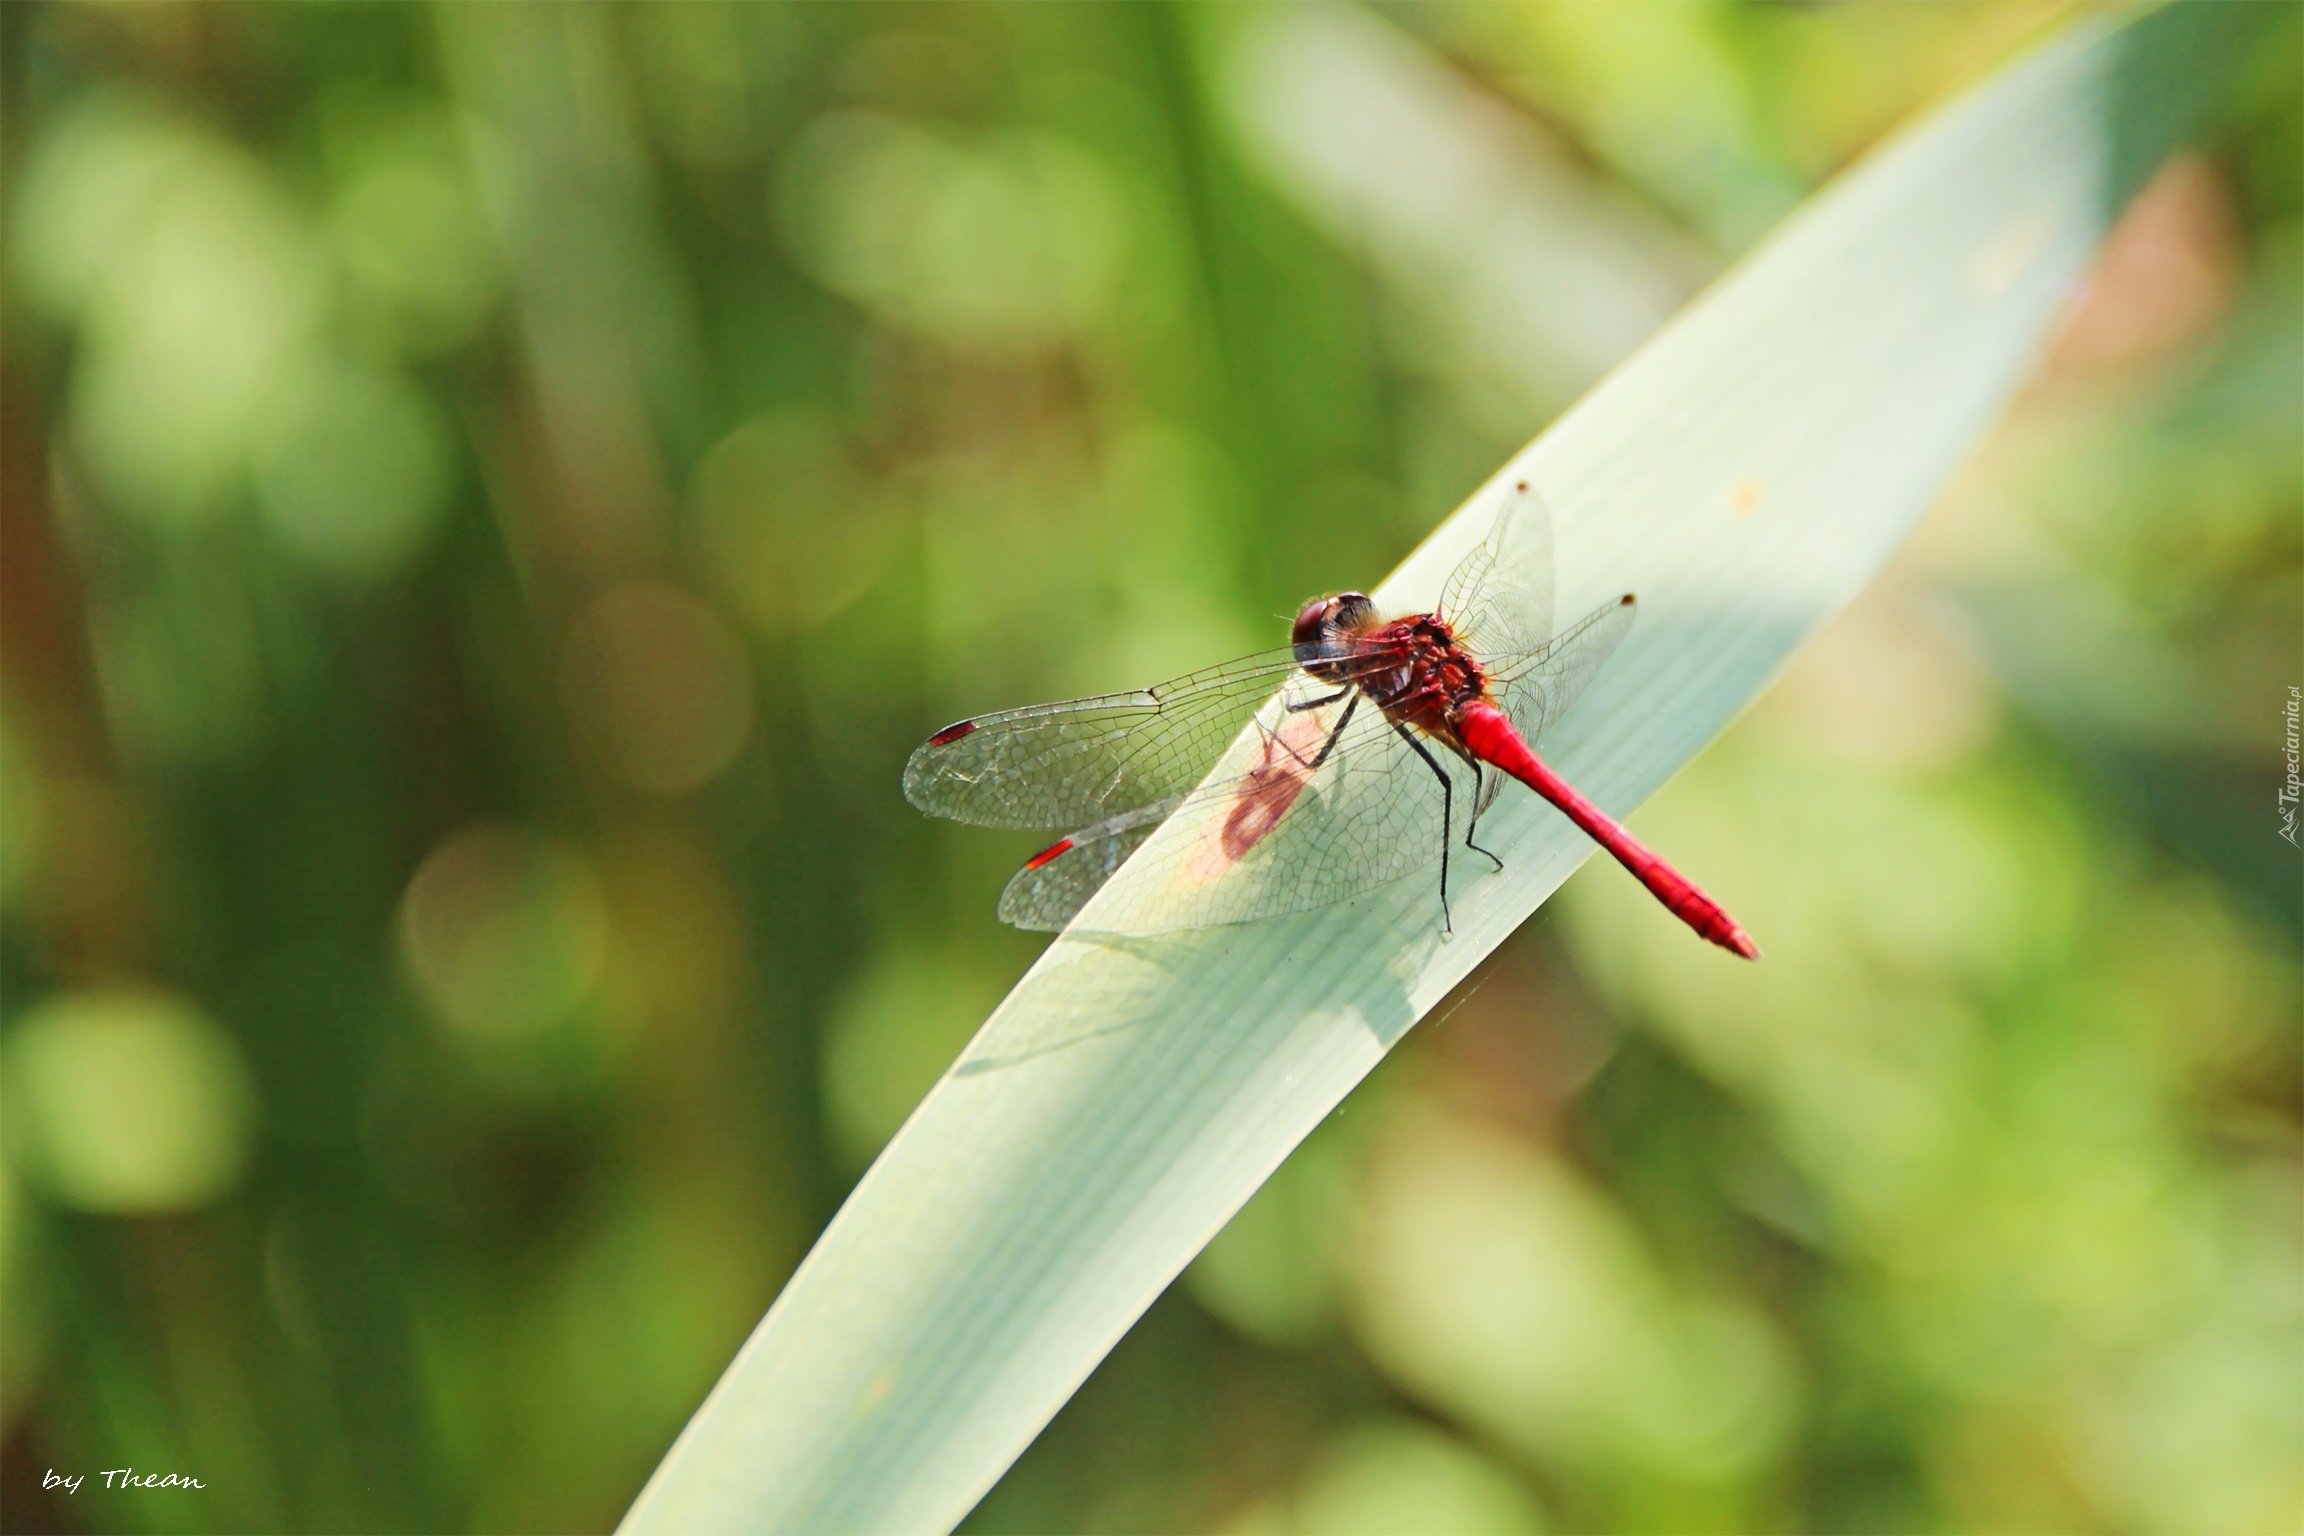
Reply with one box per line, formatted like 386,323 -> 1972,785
905,481 -> 1758,958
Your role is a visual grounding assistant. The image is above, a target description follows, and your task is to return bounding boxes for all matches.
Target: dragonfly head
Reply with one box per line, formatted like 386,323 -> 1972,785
1292,591 -> 1378,666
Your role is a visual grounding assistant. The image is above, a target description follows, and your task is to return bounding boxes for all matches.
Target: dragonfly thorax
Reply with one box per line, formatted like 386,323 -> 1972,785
1296,595 -> 1491,737
1347,613 -> 1490,731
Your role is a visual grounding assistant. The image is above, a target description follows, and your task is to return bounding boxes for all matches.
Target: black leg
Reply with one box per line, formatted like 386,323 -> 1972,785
1270,690 -> 1360,773
1307,692 -> 1359,769
1391,721 -> 1456,933
1446,746 -> 1506,873
1286,687 -> 1352,714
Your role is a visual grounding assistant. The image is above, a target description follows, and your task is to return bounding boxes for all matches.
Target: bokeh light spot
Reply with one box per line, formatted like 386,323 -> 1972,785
1189,1132 -> 1348,1348
821,945 -> 1011,1168
328,110 -> 502,353
2049,155 -> 2239,372
12,96 -> 189,322
777,112 -> 1126,348
1,990 -> 257,1214
1289,1420 -> 1548,1535
560,585 -> 754,796
1750,590 -> 1999,772
687,412 -> 898,634
1348,1108 -> 1796,1479
400,826 -> 610,1040
21,100 -> 321,524
255,360 -> 452,579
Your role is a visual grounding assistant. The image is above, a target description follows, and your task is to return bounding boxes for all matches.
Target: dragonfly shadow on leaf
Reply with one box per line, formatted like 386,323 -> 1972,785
949,931 -> 1180,1077
950,914 -> 1430,1080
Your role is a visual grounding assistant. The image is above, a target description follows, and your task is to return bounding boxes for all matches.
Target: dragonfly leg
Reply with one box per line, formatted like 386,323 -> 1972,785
1261,691 -> 1358,777
1286,686 -> 1353,714
1267,689 -> 1361,774
1445,744 -> 1507,873
1391,720 -> 1456,934
1305,692 -> 1360,770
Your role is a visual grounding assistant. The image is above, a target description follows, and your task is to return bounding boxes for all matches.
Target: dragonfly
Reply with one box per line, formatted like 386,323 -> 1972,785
904,481 -> 1759,958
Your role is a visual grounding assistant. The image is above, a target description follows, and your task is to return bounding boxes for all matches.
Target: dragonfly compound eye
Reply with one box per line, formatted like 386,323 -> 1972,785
1294,592 -> 1378,664
1291,596 -> 1337,660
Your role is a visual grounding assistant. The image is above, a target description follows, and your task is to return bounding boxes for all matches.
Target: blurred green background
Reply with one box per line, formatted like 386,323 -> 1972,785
1,3 -> 2296,1533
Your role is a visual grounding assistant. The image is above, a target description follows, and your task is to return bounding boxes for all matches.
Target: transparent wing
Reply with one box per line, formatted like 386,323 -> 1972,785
926,477 -> 1620,934
1436,479 -> 1598,817
1491,593 -> 1636,747
1471,593 -> 1637,815
1009,589 -> 1630,930
1437,479 -> 1554,665
1018,674 -> 1453,935
997,795 -> 1182,932
903,646 -> 1306,830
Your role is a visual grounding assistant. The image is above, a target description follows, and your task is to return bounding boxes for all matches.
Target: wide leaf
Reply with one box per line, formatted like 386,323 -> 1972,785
621,7 -> 2265,1532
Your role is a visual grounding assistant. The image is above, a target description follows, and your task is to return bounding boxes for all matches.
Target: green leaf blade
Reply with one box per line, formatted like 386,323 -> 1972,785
621,9 -> 2266,1532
